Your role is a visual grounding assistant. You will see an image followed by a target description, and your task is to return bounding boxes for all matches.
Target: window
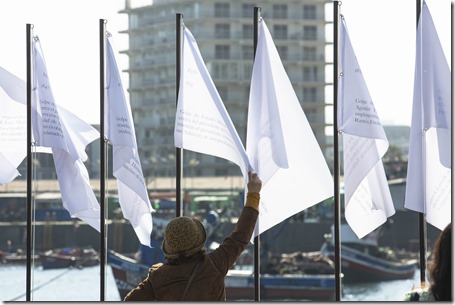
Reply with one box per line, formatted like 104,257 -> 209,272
303,46 -> 317,61
217,86 -> 228,100
242,24 -> 253,39
303,5 -> 317,19
303,66 -> 318,81
213,63 -> 237,79
273,4 -> 287,19
215,3 -> 230,17
303,26 -> 317,40
243,63 -> 253,79
276,46 -> 288,60
303,87 -> 318,101
304,108 -> 318,121
242,3 -> 255,18
242,45 -> 254,60
215,24 -> 230,38
273,25 -> 288,39
215,45 -> 230,59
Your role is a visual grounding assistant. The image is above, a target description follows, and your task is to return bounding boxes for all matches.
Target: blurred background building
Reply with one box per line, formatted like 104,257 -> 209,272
12,1 -> 411,182
119,0 -> 333,178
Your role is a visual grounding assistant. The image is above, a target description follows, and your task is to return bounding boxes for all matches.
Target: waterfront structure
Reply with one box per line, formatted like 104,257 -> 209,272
119,0 -> 332,178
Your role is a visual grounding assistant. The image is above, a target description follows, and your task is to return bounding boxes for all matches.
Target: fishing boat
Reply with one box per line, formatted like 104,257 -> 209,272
1,249 -> 40,265
39,247 -> 99,270
107,249 -> 336,301
225,269 -> 336,300
320,224 -> 418,282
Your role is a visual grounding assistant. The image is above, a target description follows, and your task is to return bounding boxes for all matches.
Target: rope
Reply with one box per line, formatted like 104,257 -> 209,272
8,268 -> 72,301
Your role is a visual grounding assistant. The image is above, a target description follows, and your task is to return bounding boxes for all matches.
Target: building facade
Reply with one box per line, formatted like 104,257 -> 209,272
120,0 -> 332,178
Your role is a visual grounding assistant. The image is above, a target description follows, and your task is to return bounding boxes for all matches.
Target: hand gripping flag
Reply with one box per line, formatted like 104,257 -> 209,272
105,33 -> 154,246
247,20 -> 333,239
0,66 -> 27,185
32,37 -> 101,231
404,1 -> 451,231
338,17 -> 395,238
174,27 -> 251,178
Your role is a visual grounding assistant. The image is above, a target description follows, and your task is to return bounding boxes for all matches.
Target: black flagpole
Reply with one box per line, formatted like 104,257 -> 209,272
253,7 -> 261,301
176,13 -> 183,217
26,23 -> 33,302
333,1 -> 342,301
99,18 -> 107,301
415,0 -> 427,287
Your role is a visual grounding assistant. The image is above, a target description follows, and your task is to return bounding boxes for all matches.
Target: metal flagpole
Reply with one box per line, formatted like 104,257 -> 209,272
415,0 -> 427,287
332,1 -> 342,301
99,18 -> 107,301
26,23 -> 33,302
253,7 -> 261,301
176,13 -> 183,217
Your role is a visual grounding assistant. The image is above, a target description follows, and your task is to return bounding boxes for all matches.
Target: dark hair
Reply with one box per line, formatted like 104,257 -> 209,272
429,223 -> 451,301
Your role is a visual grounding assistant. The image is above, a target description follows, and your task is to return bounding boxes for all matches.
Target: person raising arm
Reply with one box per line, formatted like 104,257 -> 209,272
124,171 -> 262,301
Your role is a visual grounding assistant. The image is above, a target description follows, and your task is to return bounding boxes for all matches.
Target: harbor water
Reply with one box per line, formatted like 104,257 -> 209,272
0,265 -> 421,302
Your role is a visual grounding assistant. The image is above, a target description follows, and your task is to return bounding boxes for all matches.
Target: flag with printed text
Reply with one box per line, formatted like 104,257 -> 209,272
0,66 -> 27,185
338,17 -> 395,238
404,2 -> 451,230
174,27 -> 251,178
33,37 -> 101,231
247,20 -> 333,239
105,32 -> 154,246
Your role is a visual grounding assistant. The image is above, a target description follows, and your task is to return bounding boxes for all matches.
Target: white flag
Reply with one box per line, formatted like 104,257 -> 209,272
0,66 -> 27,184
174,27 -> 251,177
33,37 -> 101,231
105,33 -> 154,246
338,17 -> 395,238
405,2 -> 451,231
247,20 -> 333,239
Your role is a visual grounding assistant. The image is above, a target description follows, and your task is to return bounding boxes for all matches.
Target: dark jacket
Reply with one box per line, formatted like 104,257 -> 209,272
124,193 -> 259,301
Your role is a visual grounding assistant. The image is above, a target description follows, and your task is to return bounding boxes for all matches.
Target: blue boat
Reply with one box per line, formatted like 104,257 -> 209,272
107,249 -> 336,301
320,224 -> 418,282
225,268 -> 336,300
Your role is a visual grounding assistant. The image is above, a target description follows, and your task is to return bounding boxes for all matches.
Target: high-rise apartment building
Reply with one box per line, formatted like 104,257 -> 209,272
120,0 -> 332,178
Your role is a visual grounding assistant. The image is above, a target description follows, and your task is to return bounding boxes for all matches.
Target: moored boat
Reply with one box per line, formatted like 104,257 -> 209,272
320,224 -> 418,282
1,249 -> 40,265
39,247 -> 99,270
225,269 -> 336,300
107,249 -> 336,301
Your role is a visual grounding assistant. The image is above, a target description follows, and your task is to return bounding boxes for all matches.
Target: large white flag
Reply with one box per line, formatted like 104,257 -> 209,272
174,27 -> 251,177
0,66 -> 27,185
32,37 -> 101,231
105,32 -> 154,246
404,2 -> 451,231
338,17 -> 395,238
247,20 -> 333,239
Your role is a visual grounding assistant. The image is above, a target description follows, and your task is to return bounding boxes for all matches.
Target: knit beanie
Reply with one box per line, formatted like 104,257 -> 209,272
162,216 -> 206,259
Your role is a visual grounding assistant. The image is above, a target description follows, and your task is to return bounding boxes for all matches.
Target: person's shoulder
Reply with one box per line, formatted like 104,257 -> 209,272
403,288 -> 435,301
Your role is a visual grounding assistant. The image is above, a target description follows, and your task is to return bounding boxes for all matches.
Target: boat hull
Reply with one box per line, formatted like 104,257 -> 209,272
322,243 -> 417,282
225,270 -> 335,301
40,247 -> 99,270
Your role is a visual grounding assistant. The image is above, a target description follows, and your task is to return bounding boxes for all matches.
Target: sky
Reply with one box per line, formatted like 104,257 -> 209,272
0,0 -> 451,127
